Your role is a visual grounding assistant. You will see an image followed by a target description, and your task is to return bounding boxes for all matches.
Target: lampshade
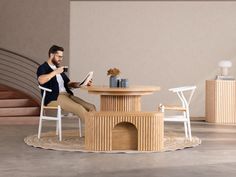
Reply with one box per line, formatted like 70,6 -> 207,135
218,60 -> 232,68
218,60 -> 232,76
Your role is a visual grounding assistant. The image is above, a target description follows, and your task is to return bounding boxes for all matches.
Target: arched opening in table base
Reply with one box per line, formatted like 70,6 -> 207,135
112,122 -> 138,150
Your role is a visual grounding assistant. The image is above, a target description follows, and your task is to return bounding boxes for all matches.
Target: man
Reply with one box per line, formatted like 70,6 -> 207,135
37,45 -> 96,124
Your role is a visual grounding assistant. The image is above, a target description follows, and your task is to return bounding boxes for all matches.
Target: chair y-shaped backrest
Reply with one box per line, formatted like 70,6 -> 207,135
169,86 -> 196,110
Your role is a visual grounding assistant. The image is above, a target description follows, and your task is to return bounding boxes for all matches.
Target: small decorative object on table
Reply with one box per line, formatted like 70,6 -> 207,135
107,68 -> 120,87
121,78 -> 129,88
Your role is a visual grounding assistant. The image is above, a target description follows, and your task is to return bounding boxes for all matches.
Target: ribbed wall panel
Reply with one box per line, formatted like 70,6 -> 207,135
206,80 -> 236,124
100,95 -> 141,111
85,112 -> 163,151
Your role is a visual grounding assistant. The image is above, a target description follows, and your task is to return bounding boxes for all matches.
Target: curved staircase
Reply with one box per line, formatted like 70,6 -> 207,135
0,85 -> 40,124
0,48 -> 41,124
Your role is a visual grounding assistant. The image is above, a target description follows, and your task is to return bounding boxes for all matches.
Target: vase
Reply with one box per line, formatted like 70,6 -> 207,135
109,76 -> 118,88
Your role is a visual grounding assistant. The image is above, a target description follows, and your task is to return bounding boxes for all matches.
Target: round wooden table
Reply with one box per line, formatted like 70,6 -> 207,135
82,85 -> 160,111
81,85 -> 163,151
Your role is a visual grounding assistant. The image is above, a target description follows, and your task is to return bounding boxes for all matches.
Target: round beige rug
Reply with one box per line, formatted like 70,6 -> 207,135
24,130 -> 201,153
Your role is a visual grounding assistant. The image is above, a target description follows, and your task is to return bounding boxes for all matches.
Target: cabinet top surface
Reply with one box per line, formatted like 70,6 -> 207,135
207,80 -> 236,82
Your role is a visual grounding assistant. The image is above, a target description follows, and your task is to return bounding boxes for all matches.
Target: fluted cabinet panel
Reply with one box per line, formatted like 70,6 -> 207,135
85,112 -> 163,151
206,80 -> 236,124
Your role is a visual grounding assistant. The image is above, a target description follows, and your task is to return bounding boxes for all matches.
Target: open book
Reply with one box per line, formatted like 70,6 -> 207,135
80,71 -> 94,86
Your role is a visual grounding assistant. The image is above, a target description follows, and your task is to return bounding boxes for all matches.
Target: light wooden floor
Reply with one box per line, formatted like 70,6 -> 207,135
0,120 -> 236,177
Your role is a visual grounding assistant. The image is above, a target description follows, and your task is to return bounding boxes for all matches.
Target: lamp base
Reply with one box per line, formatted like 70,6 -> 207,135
216,75 -> 235,80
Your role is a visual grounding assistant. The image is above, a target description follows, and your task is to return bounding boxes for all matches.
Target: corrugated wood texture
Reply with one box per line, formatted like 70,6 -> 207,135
100,95 -> 141,111
85,111 -> 163,152
206,80 -> 236,124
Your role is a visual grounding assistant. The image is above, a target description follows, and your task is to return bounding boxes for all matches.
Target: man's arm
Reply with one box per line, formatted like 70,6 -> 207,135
68,82 -> 81,88
38,67 -> 64,85
68,79 -> 93,88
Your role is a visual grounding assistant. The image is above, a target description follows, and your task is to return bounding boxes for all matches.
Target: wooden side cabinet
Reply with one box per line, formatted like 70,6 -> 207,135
206,80 -> 236,124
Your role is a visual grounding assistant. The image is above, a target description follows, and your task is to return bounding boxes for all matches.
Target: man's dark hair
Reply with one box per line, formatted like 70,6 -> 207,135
48,45 -> 64,57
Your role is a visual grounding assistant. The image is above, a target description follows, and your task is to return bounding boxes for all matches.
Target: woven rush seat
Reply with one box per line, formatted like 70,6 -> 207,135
161,105 -> 187,111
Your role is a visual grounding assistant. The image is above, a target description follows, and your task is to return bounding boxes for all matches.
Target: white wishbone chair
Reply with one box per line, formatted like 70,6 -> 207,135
38,86 -> 82,141
159,86 -> 196,141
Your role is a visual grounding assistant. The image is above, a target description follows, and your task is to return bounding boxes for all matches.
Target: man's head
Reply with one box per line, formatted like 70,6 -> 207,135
48,45 -> 64,67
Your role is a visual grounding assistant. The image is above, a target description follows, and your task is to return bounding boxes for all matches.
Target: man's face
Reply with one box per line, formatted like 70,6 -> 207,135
51,51 -> 63,67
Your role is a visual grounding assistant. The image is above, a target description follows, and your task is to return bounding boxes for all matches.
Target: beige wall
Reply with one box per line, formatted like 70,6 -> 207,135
2,1 -> 235,117
70,1 -> 236,117
0,0 -> 70,65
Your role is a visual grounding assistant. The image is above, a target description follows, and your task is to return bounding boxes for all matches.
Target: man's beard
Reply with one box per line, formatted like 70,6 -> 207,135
52,56 -> 60,67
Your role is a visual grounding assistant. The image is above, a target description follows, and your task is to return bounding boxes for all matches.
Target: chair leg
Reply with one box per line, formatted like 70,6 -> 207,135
38,117 -> 43,139
78,118 -> 82,138
184,122 -> 188,138
186,111 -> 192,141
57,106 -> 62,141
56,121 -> 59,135
58,119 -> 62,141
187,121 -> 192,141
183,111 -> 189,139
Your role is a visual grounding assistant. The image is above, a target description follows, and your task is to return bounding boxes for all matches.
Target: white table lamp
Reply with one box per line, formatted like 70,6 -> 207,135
218,60 -> 232,76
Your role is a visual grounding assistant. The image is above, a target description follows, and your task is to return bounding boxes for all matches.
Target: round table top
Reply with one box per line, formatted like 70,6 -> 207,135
81,85 -> 160,96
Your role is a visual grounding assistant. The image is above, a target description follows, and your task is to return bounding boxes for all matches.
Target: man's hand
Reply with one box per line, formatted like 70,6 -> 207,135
86,79 -> 93,86
55,66 -> 64,74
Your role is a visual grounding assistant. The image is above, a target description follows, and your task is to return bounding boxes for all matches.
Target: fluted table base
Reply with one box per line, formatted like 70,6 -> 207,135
100,95 -> 141,111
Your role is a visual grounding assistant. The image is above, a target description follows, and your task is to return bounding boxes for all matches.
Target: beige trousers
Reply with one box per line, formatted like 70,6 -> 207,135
48,93 -> 96,123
